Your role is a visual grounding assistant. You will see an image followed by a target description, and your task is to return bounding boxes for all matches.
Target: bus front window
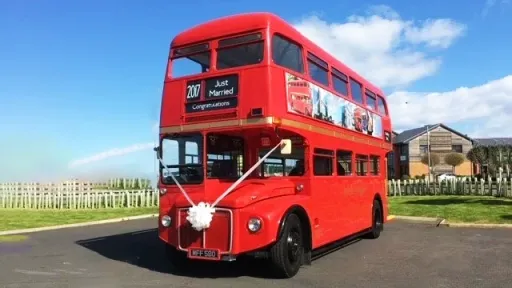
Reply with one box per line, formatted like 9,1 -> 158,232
170,52 -> 211,78
160,133 -> 204,185
216,33 -> 264,70
206,133 -> 244,179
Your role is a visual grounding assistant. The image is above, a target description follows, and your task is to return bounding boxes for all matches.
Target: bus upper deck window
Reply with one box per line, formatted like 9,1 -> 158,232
170,43 -> 211,78
272,34 -> 304,73
171,53 -> 211,78
377,96 -> 388,115
216,33 -> 264,70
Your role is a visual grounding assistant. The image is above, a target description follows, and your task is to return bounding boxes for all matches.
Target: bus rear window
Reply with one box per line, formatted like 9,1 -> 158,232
171,52 -> 211,78
216,42 -> 264,70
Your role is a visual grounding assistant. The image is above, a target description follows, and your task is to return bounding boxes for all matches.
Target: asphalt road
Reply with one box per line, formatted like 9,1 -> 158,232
1,219 -> 511,288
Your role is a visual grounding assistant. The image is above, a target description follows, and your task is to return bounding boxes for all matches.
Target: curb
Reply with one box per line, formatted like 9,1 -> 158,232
0,214 -> 159,236
389,215 -> 443,224
440,222 -> 512,229
389,215 -> 512,229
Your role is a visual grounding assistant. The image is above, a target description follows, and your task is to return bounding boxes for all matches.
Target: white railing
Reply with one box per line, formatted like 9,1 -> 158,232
388,177 -> 512,197
0,189 -> 159,209
2,177 -> 510,210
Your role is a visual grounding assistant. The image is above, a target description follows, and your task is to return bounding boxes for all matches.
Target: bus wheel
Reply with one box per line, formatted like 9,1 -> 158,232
165,244 -> 189,271
366,199 -> 383,239
269,213 -> 304,278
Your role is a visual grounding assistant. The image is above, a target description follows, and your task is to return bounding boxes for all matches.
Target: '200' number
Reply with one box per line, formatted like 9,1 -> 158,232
186,83 -> 201,100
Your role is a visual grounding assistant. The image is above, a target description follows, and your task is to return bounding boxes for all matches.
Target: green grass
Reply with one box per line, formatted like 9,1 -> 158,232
389,196 -> 512,224
0,207 -> 158,232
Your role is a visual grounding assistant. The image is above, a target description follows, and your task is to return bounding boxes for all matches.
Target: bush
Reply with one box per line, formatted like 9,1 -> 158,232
444,153 -> 465,170
421,153 -> 440,167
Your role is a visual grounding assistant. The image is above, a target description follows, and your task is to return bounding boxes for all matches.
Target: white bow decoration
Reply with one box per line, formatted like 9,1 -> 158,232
158,139 -> 286,231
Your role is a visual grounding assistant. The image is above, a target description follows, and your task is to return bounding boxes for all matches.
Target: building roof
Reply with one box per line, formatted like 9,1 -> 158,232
393,123 -> 472,144
473,138 -> 512,146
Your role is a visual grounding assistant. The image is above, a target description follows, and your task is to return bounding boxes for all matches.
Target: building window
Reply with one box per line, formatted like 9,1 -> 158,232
272,34 -> 304,73
370,155 -> 380,175
356,154 -> 368,176
400,144 -> 408,154
313,148 -> 333,176
452,145 -> 463,153
336,150 -> 352,176
420,145 -> 429,153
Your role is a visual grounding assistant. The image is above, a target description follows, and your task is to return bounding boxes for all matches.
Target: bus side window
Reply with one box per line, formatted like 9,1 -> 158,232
332,68 -> 349,97
377,96 -> 388,115
365,90 -> 377,111
370,155 -> 380,175
313,148 -> 334,176
271,34 -> 304,73
350,79 -> 364,105
307,52 -> 329,86
356,154 -> 368,176
336,150 -> 352,176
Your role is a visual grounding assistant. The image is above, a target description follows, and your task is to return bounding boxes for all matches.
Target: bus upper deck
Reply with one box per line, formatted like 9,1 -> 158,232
161,13 -> 392,148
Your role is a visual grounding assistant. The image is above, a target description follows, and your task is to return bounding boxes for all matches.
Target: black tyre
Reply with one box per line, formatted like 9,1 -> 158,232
269,213 -> 304,278
165,244 -> 190,271
366,199 -> 383,239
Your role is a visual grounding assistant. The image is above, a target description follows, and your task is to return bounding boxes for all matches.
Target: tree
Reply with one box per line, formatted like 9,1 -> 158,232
421,153 -> 440,169
444,153 -> 465,173
467,146 -> 488,164
467,146 -> 490,177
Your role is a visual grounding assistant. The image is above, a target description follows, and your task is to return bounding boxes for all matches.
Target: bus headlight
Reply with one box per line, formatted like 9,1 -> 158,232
161,215 -> 172,227
247,217 -> 262,233
160,188 -> 167,195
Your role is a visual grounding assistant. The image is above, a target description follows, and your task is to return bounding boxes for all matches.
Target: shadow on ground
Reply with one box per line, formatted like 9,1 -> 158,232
76,228 -> 281,279
76,228 -> 364,279
500,215 -> 512,221
403,197 -> 512,206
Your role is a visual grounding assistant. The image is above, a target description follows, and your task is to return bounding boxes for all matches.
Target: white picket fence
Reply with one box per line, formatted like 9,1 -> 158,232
2,177 -> 511,210
388,177 -> 512,198
0,189 -> 159,210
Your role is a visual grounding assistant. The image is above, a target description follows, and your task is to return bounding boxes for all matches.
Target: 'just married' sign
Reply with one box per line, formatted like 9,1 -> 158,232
205,75 -> 239,99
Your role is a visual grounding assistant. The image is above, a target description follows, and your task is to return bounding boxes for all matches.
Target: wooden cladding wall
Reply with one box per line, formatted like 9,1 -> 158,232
408,126 -> 473,163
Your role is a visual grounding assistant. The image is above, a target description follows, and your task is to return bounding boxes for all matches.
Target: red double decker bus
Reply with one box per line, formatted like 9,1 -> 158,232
156,12 -> 393,278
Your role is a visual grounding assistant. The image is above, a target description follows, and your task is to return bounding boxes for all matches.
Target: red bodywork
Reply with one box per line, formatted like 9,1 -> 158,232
158,12 -> 393,260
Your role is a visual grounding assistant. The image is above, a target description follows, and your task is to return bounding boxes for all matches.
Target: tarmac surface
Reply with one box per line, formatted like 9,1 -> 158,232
1,218 -> 511,288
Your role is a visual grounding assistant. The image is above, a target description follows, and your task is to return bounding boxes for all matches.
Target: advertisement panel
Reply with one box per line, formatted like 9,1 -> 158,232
285,72 -> 383,139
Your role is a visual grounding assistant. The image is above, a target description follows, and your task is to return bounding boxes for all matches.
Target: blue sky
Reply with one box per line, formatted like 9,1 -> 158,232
1,0 -> 511,182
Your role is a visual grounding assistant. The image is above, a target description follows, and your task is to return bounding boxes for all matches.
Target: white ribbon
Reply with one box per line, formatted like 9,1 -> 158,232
158,139 -> 286,231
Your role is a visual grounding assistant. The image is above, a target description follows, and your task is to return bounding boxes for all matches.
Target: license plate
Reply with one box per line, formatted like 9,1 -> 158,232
187,248 -> 220,260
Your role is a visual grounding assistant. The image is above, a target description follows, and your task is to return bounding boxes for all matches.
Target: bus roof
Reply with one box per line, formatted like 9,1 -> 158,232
171,12 -> 386,98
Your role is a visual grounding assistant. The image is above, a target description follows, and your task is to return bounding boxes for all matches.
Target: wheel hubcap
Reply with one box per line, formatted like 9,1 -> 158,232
286,229 -> 301,262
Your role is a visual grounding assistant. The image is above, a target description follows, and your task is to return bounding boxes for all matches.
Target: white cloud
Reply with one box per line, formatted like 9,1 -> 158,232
404,19 -> 466,49
68,142 -> 155,168
293,6 -> 466,88
482,0 -> 510,17
387,75 -> 512,137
